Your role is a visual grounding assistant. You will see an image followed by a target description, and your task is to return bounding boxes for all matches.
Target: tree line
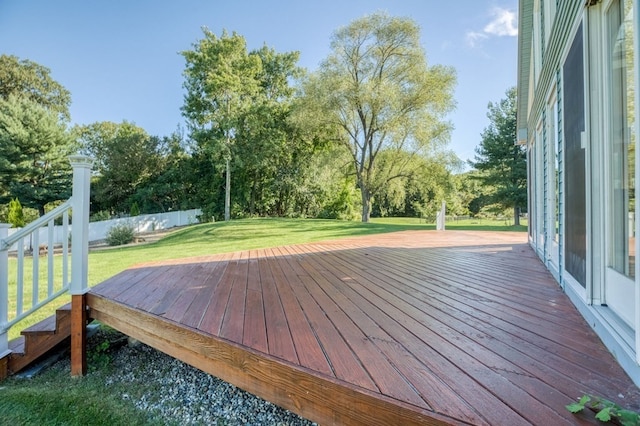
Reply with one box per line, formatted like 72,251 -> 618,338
0,13 -> 526,225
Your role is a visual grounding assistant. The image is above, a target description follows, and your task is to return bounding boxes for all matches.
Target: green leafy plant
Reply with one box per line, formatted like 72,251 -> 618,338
7,198 -> 25,228
90,210 -> 111,222
88,340 -> 112,372
129,202 -> 140,217
105,223 -> 135,246
567,394 -> 640,425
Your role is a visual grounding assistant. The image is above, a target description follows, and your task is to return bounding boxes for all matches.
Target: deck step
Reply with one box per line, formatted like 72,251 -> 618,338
20,304 -> 71,336
21,315 -> 57,335
8,336 -> 26,355
3,304 -> 78,377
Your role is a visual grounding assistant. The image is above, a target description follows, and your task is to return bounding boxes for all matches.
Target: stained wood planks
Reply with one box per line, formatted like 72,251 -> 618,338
86,230 -> 640,425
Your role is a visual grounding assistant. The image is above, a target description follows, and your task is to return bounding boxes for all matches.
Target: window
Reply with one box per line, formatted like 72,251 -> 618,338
547,90 -> 559,243
533,0 -> 542,85
544,0 -> 557,46
606,0 -> 635,278
563,23 -> 587,287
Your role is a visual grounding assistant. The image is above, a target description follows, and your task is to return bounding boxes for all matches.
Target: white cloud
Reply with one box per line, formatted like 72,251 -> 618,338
466,7 -> 518,48
484,7 -> 518,37
465,31 -> 488,48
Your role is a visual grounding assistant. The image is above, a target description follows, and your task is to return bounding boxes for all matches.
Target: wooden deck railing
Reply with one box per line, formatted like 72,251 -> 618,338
0,155 -> 93,371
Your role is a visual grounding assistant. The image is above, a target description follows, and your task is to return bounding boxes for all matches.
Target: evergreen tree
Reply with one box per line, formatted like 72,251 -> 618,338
7,198 -> 25,228
470,87 -> 527,225
0,95 -> 75,216
130,202 -> 140,216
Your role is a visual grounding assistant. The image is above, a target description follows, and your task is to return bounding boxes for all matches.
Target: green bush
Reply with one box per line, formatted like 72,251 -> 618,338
90,210 -> 112,222
8,198 -> 25,228
105,223 -> 135,246
319,182 -> 360,221
130,202 -> 140,217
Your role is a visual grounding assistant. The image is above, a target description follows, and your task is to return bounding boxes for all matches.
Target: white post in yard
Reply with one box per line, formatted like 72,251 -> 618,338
68,155 -> 93,376
436,201 -> 446,231
0,223 -> 10,370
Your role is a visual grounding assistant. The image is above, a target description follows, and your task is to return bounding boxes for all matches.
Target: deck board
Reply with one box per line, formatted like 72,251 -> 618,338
87,230 -> 640,425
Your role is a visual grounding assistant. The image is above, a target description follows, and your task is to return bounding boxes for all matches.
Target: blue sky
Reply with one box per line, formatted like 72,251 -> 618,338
0,0 -> 517,164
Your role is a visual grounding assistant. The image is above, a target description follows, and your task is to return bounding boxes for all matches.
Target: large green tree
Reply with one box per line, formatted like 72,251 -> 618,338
181,29 -> 262,221
299,12 -> 456,222
76,121 -> 163,214
129,130 -> 198,214
372,150 -> 462,219
470,87 -> 527,225
0,95 -> 75,215
233,46 -> 314,216
0,55 -> 71,120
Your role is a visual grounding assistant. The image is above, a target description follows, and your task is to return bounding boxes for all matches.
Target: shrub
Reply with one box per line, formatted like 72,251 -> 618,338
105,223 -> 135,246
90,210 -> 111,222
130,202 -> 140,217
8,198 -> 25,228
318,182 -> 360,221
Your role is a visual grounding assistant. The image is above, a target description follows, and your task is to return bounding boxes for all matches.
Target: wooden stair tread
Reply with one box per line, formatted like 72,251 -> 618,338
21,306 -> 71,336
8,336 -> 25,355
57,303 -> 71,312
21,315 -> 57,335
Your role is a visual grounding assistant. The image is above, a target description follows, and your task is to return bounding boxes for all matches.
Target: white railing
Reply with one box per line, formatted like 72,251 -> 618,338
0,155 -> 93,359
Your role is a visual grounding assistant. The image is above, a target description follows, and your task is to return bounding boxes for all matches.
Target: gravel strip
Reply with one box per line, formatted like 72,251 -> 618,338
78,328 -> 316,425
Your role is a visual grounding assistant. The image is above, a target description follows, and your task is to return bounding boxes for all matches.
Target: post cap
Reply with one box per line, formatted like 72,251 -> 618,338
68,155 -> 94,168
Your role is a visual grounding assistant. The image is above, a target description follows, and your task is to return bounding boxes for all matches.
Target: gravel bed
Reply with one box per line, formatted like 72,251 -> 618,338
73,328 -> 316,426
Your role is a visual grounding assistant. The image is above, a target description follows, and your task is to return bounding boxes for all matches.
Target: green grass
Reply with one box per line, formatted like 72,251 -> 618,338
7,217 -> 527,338
0,374 -> 154,425
0,328 -> 168,426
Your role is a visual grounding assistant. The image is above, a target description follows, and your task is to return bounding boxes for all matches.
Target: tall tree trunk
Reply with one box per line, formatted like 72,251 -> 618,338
224,156 -> 231,221
360,186 -> 371,223
249,172 -> 257,216
513,206 -> 520,226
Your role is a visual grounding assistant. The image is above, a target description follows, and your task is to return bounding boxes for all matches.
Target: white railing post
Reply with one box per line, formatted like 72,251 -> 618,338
69,155 -> 93,295
0,223 -> 10,360
69,155 -> 93,376
69,155 -> 93,377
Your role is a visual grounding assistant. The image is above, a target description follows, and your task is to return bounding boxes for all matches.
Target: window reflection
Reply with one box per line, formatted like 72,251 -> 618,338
608,0 -> 635,278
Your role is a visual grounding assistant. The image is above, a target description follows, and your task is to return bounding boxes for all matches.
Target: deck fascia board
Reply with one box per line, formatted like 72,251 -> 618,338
86,293 -> 460,426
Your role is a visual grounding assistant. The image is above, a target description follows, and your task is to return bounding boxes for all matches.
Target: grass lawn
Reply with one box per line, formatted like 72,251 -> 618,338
1,216 -> 526,424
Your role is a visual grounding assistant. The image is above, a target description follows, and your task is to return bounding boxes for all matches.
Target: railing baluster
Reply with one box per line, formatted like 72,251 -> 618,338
17,238 -> 24,316
0,224 -> 9,358
48,220 -> 54,297
62,211 -> 69,288
32,230 -> 39,308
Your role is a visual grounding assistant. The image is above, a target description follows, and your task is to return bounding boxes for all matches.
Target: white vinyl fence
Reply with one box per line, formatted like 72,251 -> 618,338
6,208 -> 201,251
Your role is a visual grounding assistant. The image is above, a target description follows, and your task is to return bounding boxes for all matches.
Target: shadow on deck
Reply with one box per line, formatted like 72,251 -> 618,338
86,230 -> 640,425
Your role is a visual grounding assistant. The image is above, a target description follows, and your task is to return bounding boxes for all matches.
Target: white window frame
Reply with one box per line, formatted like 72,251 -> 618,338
546,85 -> 560,272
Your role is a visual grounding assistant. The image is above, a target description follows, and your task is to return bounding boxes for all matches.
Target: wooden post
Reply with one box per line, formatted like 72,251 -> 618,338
68,155 -> 93,376
71,294 -> 87,376
0,223 -> 10,379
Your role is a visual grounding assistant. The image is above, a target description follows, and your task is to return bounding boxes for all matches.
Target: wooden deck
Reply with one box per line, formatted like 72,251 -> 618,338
86,230 -> 640,425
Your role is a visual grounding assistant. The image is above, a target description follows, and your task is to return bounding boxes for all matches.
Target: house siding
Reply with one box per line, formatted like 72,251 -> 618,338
518,0 -> 640,385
